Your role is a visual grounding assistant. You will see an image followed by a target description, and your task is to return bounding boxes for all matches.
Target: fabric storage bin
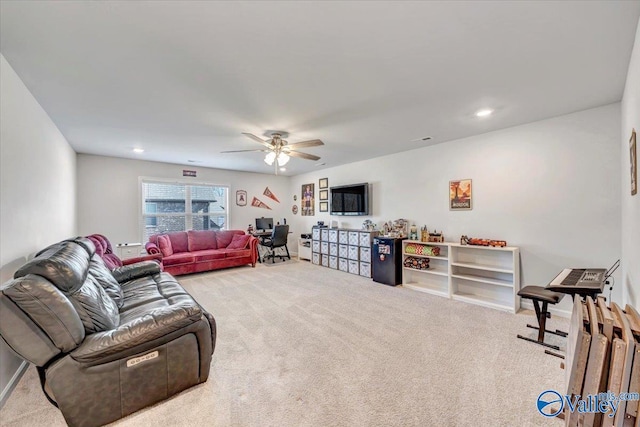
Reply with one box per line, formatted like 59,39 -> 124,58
329,256 -> 338,269
329,230 -> 338,243
339,244 -> 348,258
360,247 -> 371,262
348,246 -> 359,260
348,232 -> 359,245
329,243 -> 338,256
348,260 -> 359,275
339,231 -> 349,245
339,258 -> 349,272
359,232 -> 372,247
359,262 -> 371,277
321,242 -> 329,255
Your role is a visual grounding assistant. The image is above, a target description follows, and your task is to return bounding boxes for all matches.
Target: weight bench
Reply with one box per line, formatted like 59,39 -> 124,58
517,285 -> 568,350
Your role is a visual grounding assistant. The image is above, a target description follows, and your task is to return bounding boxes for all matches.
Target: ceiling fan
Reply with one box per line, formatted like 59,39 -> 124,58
221,131 -> 324,174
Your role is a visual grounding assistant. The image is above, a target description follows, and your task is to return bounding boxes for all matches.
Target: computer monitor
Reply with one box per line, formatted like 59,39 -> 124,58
255,217 -> 273,231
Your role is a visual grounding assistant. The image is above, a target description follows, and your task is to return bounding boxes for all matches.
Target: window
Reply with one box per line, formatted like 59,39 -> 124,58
141,180 -> 228,242
145,202 -> 157,227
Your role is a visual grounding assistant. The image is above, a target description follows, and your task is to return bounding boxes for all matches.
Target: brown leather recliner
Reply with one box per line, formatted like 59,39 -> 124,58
0,237 -> 216,427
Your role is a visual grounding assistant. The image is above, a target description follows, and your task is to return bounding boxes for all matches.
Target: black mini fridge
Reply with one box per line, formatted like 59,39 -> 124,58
372,237 -> 405,286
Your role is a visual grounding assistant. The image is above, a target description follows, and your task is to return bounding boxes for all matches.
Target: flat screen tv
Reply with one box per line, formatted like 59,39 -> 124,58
330,183 -> 369,216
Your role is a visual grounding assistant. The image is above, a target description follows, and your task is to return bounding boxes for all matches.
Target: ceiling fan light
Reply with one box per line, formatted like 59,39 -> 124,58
264,151 -> 276,165
277,152 -> 290,165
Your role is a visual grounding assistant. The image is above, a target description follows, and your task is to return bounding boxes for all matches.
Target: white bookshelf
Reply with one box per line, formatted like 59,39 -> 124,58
401,241 -> 450,299
401,240 -> 520,313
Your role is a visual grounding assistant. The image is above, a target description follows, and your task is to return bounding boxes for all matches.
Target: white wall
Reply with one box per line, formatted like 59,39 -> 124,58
621,17 -> 640,310
291,104 -> 622,312
0,54 -> 77,405
77,154 -> 292,245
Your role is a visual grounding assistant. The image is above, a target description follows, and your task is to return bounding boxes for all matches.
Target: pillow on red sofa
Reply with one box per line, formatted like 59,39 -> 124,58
216,230 -> 243,248
226,234 -> 251,250
157,235 -> 174,257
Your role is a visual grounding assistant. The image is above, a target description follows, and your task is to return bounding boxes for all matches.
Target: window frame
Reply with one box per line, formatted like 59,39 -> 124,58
139,177 -> 229,243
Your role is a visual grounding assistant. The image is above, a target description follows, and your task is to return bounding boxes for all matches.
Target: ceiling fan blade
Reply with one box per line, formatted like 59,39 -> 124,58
287,150 -> 321,161
221,149 -> 267,153
286,139 -> 324,149
242,132 -> 273,148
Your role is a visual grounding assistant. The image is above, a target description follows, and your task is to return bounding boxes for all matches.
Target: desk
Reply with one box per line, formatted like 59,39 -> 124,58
252,231 -> 272,238
251,231 -> 292,262
251,232 -> 271,263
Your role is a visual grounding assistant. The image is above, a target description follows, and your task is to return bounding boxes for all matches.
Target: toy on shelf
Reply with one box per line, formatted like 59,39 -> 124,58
409,224 -> 418,240
460,235 -> 507,247
362,219 -> 376,231
403,256 -> 430,270
428,230 -> 444,243
405,243 -> 440,256
420,226 -> 429,242
381,219 -> 409,238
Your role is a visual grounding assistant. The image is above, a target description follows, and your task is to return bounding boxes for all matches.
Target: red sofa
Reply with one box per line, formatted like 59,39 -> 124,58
146,230 -> 258,276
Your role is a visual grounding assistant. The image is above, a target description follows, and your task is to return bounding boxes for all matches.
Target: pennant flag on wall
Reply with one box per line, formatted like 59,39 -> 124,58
263,187 -> 280,203
251,197 -> 272,210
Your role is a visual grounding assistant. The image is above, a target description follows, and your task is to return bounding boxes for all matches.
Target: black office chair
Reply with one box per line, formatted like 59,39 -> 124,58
259,224 -> 290,263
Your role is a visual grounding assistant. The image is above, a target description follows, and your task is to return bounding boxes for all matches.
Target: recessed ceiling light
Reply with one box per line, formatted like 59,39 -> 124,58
132,148 -> 144,153
279,167 -> 286,172
187,160 -> 199,163
475,109 -> 494,118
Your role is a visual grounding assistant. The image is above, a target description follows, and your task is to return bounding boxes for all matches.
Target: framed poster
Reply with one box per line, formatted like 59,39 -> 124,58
631,128 -> 637,196
449,179 -> 472,210
319,189 -> 328,201
319,178 -> 328,189
235,190 -> 247,206
319,201 -> 328,212
301,183 -> 314,216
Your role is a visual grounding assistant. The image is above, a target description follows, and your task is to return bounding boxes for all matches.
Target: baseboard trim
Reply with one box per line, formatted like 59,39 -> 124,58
520,300 -> 571,319
0,360 -> 28,409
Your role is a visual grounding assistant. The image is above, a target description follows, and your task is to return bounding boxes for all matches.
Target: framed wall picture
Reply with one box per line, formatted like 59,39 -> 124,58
235,190 -> 247,206
449,179 -> 472,210
319,201 -> 328,212
631,128 -> 637,196
301,183 -> 314,216
319,178 -> 328,189
319,189 -> 328,201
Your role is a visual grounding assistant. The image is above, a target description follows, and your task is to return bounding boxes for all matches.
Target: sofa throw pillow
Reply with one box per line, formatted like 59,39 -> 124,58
216,230 -> 240,249
227,234 -> 251,250
157,235 -> 174,257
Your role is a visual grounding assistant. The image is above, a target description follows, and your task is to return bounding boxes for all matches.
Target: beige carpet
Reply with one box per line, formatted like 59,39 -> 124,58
1,261 -> 565,426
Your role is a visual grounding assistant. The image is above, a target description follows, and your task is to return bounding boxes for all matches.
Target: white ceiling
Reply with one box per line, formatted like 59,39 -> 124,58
1,1 -> 639,176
